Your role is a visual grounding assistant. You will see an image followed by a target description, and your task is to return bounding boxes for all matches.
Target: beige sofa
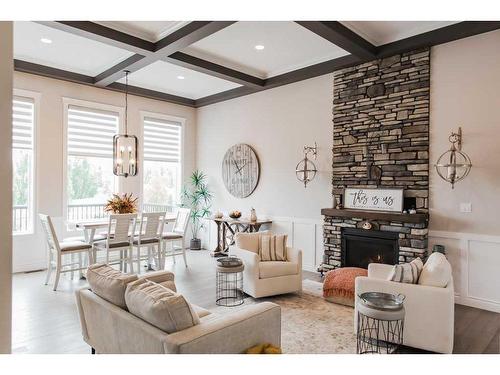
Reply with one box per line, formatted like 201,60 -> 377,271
229,232 -> 302,298
76,270 -> 281,354
355,253 -> 455,354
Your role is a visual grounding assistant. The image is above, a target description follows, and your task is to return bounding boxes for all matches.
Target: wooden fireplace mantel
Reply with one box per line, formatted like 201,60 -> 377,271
321,208 -> 428,224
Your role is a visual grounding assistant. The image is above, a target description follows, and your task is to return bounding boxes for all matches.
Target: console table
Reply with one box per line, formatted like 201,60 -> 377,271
209,217 -> 272,257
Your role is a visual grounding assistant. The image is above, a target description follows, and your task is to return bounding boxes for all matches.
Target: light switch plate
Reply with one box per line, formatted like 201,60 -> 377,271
460,202 -> 472,213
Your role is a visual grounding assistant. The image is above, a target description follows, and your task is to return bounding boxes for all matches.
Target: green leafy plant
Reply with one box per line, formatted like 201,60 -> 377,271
181,170 -> 212,240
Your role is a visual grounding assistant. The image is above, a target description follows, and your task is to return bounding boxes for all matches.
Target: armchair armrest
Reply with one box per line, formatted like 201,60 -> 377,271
229,246 -> 260,279
368,263 -> 394,279
163,302 -> 281,353
286,247 -> 302,268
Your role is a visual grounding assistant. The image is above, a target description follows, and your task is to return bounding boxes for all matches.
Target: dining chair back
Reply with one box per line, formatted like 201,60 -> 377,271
139,211 -> 166,240
107,213 -> 137,244
172,208 -> 191,235
39,213 -> 59,252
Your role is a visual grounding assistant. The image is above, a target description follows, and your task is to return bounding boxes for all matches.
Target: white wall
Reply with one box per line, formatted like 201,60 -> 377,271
196,74 -> 334,271
196,30 -> 500,312
0,21 -> 13,354
429,29 -> 500,312
13,72 -> 197,272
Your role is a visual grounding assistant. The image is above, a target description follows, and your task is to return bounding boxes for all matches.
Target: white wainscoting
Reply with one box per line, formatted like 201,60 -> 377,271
429,230 -> 500,313
203,216 -> 324,273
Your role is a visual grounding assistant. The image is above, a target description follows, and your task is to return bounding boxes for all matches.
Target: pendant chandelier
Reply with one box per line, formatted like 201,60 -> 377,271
113,71 -> 138,177
434,127 -> 472,189
295,142 -> 318,188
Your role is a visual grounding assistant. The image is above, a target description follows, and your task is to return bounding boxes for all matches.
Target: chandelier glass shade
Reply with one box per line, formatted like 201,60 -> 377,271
113,71 -> 138,178
434,128 -> 472,189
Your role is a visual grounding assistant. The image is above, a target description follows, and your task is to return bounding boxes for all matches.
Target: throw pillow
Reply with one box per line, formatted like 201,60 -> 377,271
125,279 -> 200,333
387,257 -> 424,284
259,234 -> 288,261
86,263 -> 138,308
235,231 -> 270,254
418,252 -> 452,288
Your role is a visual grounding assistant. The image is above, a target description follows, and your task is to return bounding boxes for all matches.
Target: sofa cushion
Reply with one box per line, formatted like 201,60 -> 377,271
86,264 -> 138,309
259,234 -> 287,261
139,270 -> 176,292
235,231 -> 270,254
387,257 -> 423,284
125,279 -> 200,333
259,261 -> 298,279
418,252 -> 452,288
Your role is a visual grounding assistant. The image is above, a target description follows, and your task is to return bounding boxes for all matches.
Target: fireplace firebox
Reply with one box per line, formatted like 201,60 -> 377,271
341,228 -> 399,269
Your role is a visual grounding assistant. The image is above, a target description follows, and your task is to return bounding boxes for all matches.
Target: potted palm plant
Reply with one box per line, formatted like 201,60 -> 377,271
181,170 -> 212,250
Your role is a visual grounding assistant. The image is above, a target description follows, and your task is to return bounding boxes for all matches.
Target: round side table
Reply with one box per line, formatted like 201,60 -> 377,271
216,263 -> 245,307
356,292 -> 405,354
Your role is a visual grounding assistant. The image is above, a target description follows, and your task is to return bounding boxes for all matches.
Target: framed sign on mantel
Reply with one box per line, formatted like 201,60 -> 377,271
343,188 -> 404,213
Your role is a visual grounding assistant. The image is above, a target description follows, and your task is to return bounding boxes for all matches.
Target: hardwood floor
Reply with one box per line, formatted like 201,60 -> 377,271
11,250 -> 499,354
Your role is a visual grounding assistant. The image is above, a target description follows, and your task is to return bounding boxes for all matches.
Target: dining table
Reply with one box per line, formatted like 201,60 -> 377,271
72,213 -> 177,244
70,214 -> 177,272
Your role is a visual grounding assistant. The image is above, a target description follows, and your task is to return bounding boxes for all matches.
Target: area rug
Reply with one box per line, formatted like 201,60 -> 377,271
214,279 -> 357,354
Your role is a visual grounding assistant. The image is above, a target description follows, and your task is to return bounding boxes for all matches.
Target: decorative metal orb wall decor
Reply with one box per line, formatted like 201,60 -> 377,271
296,142 -> 318,188
434,127 -> 472,189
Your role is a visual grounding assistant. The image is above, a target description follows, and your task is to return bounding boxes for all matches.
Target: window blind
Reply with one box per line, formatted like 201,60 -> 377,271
143,117 -> 182,163
12,97 -> 34,150
67,105 -> 119,158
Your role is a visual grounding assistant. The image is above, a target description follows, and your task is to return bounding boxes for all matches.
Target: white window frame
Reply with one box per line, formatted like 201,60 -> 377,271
12,89 -> 40,236
62,97 -> 124,223
139,110 -> 185,211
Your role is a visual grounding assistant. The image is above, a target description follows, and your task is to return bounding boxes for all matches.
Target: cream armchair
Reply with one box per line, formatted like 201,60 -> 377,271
355,262 -> 455,353
229,232 -> 302,298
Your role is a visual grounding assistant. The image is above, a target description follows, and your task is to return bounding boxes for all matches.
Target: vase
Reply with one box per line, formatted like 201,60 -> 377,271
250,208 -> 257,222
190,238 -> 202,250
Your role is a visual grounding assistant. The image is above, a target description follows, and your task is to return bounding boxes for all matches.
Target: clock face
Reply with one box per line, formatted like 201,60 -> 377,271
222,143 -> 260,198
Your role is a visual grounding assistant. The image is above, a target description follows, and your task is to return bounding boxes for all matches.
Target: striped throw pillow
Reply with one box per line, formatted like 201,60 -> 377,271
387,257 -> 424,284
259,234 -> 288,261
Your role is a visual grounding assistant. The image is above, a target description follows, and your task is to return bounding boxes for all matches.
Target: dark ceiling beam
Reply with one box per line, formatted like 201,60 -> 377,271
376,21 -> 500,58
196,54 -> 362,107
92,21 -> 236,86
165,52 -> 265,88
14,59 -> 95,85
14,59 -> 195,107
93,54 -> 146,85
35,21 -> 155,55
107,82 -> 195,107
296,21 -> 377,60
195,86 -> 263,107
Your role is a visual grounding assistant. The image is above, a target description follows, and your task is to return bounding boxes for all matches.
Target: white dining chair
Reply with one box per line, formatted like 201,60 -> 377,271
161,208 -> 191,268
39,214 -> 93,291
133,211 -> 166,273
93,213 -> 137,274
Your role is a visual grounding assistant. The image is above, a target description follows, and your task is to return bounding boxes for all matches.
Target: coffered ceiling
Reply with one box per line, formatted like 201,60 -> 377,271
13,20 -> 500,107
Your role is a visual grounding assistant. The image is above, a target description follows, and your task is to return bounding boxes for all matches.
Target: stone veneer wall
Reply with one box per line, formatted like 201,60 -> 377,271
322,48 -> 430,270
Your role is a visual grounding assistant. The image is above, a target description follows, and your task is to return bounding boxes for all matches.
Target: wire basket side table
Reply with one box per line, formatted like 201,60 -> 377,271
216,263 -> 245,307
356,292 -> 405,354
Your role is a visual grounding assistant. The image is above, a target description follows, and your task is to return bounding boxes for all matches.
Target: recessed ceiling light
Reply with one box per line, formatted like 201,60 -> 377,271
254,44 -> 265,50
177,75 -> 185,80
40,38 -> 52,44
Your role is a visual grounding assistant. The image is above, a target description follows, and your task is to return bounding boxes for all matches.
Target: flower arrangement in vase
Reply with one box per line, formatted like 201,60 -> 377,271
104,193 -> 138,214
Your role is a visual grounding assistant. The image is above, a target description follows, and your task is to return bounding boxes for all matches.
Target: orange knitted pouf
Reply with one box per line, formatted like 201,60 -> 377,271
323,267 -> 368,307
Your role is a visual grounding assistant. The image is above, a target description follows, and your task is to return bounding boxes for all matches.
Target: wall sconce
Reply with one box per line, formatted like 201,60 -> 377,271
296,142 -> 318,188
434,127 -> 472,188
113,71 -> 138,177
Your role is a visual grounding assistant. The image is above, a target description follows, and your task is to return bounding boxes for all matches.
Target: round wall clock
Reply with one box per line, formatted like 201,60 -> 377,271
222,143 -> 260,198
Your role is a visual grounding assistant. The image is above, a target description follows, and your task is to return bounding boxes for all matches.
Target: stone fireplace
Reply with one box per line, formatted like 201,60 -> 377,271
321,48 -> 430,272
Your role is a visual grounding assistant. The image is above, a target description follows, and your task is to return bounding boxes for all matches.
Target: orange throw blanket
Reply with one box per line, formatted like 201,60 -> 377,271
323,267 -> 368,300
